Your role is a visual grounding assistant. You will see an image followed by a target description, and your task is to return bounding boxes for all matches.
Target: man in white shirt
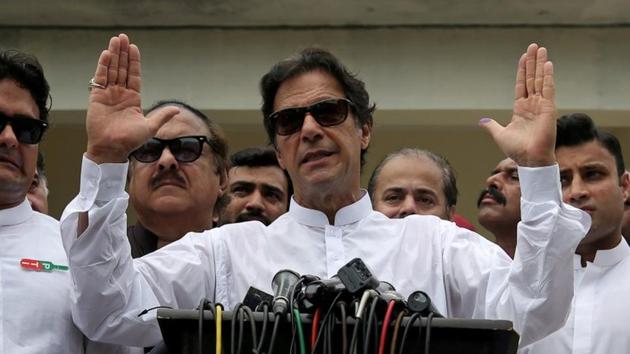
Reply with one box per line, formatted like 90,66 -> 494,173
61,34 -> 590,348
521,113 -> 630,354
0,49 -> 85,353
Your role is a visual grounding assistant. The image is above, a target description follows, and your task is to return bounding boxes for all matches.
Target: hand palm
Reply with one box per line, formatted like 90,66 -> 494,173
497,94 -> 556,165
85,34 -> 177,163
481,44 -> 557,167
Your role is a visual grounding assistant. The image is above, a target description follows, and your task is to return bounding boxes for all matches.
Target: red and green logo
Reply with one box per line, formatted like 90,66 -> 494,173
20,258 -> 69,272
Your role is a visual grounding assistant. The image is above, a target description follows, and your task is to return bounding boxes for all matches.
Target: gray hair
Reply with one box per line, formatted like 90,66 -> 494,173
367,148 -> 458,207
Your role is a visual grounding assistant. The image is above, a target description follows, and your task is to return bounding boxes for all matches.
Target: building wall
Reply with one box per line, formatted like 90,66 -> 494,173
5,27 -> 629,236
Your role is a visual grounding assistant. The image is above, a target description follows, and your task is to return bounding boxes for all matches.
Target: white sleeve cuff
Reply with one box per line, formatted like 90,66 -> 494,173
518,164 -> 562,205
79,154 -> 129,206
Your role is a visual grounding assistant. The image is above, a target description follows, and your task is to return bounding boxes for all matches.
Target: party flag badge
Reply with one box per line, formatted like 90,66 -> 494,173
20,258 -> 69,272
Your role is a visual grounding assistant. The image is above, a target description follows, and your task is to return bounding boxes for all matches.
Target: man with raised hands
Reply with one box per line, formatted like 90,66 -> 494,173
61,34 -> 589,349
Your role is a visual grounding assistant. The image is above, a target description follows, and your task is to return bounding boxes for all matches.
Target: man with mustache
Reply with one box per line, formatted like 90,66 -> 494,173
126,100 -> 228,257
216,146 -> 291,226
477,158 -> 521,258
61,35 -> 590,349
521,113 -> 630,353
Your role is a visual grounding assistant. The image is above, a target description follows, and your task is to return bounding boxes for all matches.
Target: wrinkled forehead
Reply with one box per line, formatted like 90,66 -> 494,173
490,158 -> 518,176
379,155 -> 444,190
273,70 -> 345,112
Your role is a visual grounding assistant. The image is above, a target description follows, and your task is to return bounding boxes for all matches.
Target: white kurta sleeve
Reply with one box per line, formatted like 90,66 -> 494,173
61,156 -> 217,347
442,164 -> 590,347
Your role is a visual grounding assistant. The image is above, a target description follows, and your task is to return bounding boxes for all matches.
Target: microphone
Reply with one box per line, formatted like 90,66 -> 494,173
407,290 -> 443,317
302,277 -> 349,308
337,258 -> 380,294
375,281 -> 396,294
242,286 -> 274,311
271,269 -> 300,315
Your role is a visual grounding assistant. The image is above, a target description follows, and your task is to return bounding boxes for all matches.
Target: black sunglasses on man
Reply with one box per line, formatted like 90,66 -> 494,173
267,97 -> 355,136
130,135 -> 215,163
0,112 -> 48,144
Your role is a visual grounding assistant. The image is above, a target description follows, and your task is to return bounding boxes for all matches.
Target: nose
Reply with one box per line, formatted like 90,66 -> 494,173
398,195 -> 419,218
245,189 -> 265,213
157,146 -> 179,171
0,123 -> 18,148
566,177 -> 589,204
485,173 -> 502,191
300,113 -> 324,142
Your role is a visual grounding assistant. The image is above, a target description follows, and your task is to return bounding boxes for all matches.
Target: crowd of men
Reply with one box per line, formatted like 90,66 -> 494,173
0,33 -> 628,354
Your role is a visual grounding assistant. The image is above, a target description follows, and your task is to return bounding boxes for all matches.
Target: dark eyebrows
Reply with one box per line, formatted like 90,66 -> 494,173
260,185 -> 285,200
490,167 -> 517,176
382,187 -> 405,195
229,181 -> 255,191
0,111 -> 39,121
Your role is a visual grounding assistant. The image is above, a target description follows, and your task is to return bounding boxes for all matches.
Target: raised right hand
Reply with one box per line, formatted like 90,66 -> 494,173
85,34 -> 179,164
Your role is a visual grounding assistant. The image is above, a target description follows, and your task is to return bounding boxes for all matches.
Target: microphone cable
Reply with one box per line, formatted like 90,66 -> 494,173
336,302 -> 348,354
198,298 -> 215,354
424,312 -> 435,354
324,306 -> 336,354
255,302 -> 270,354
377,300 -> 396,354
388,311 -> 406,354
397,313 -> 420,354
311,308 -> 322,350
311,291 -> 344,354
349,290 -> 377,354
266,312 -> 282,354
290,277 -> 306,354
293,308 -> 307,354
363,296 -> 380,354
230,304 -> 258,354
216,304 -> 223,354
230,305 -> 243,354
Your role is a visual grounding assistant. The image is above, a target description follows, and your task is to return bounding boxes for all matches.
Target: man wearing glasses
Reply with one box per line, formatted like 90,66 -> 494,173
62,34 -> 589,349
126,100 -> 228,258
0,50 -> 85,353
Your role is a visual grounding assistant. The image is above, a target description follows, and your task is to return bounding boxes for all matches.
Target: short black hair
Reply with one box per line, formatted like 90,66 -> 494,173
367,148 -> 458,207
556,113 -> 625,177
229,146 -> 293,199
260,47 -> 375,167
0,49 -> 50,123
145,99 -> 229,175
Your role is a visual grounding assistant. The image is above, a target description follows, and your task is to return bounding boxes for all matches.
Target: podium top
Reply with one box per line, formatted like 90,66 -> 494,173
157,308 -> 519,354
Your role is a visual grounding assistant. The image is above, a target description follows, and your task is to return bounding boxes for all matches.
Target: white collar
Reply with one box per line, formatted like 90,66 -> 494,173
574,238 -> 630,268
287,190 -> 372,227
0,199 -> 33,227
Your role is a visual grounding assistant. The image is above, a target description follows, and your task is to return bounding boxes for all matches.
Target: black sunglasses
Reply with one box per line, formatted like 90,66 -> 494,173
267,98 -> 354,136
0,112 -> 48,144
130,136 -> 214,163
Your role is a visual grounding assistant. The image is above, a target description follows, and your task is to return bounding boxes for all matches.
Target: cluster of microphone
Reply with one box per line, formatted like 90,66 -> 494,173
231,257 -> 443,354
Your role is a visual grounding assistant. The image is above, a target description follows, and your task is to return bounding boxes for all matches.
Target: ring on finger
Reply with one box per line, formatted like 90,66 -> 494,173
88,78 -> 106,91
